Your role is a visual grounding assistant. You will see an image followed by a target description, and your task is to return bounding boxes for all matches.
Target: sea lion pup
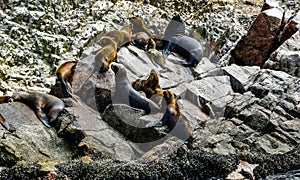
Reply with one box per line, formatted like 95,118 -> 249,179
147,90 -> 195,143
131,32 -> 151,50
11,91 -> 65,128
110,62 -> 161,114
129,16 -> 153,38
56,59 -> 79,100
162,15 -> 203,68
147,39 -> 169,70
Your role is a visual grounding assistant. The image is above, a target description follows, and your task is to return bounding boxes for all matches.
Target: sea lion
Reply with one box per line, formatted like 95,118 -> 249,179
94,24 -> 132,73
131,32 -> 151,50
162,15 -> 203,68
147,39 -> 169,70
94,41 -> 118,73
11,91 -> 65,128
100,24 -> 132,50
0,95 -> 10,130
129,16 -> 153,38
147,90 -> 195,143
56,59 -> 79,100
110,62 -> 161,114
132,69 -> 163,99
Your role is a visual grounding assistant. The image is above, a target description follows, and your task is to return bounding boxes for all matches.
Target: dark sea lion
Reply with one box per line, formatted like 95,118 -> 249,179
147,90 -> 195,143
162,15 -> 203,68
110,62 -> 161,114
131,32 -> 151,50
56,60 -> 79,100
12,91 -> 65,128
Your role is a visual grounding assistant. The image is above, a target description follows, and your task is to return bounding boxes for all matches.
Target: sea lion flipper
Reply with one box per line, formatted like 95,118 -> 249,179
162,42 -> 173,59
0,121 -> 10,130
35,108 -> 51,128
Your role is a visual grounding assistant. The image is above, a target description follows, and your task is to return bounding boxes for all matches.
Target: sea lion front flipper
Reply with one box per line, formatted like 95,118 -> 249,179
162,42 -> 174,59
117,41 -> 131,51
35,107 -> 51,128
0,114 -> 10,130
145,108 -> 171,128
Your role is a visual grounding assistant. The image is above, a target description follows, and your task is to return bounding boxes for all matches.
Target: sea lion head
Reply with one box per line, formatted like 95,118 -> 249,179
163,90 -> 174,105
164,14 -> 185,38
121,24 -> 133,35
110,62 -> 127,77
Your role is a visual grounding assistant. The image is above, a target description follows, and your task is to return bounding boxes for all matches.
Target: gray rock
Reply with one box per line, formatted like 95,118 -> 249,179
181,76 -> 234,117
222,64 -> 260,93
64,100 -> 144,161
264,31 -> 300,77
0,102 -> 72,170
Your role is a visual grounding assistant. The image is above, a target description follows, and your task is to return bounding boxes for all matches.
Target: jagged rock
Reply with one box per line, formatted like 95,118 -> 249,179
101,104 -> 166,147
261,0 -> 280,11
264,30 -> 300,77
180,75 -> 233,117
0,102 -> 72,170
222,64 -> 260,93
63,100 -> 144,161
279,11 -> 300,44
230,7 -> 283,66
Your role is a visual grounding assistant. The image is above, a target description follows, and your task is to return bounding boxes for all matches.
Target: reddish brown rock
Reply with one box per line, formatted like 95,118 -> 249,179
230,8 -> 283,66
261,0 -> 279,11
279,11 -> 300,44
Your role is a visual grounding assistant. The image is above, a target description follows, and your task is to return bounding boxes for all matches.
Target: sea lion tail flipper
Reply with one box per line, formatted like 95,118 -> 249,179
35,108 -> 51,128
145,108 -> 171,128
48,105 -> 64,123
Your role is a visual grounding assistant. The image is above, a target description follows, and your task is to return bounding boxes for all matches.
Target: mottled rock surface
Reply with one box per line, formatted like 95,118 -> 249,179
0,0 -> 300,179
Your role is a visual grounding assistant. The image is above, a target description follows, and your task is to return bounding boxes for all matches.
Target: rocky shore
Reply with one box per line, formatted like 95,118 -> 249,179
0,0 -> 299,179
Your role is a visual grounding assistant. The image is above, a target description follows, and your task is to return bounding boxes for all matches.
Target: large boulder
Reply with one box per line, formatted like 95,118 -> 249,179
230,7 -> 284,66
0,102 -> 72,171
264,30 -> 300,77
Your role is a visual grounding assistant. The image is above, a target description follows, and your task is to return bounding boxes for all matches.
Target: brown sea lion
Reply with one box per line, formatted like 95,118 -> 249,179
100,24 -> 132,50
110,62 -> 161,114
56,59 -> 79,100
147,90 -> 195,143
132,69 -> 163,99
94,24 -> 132,73
129,16 -> 153,38
11,91 -> 65,128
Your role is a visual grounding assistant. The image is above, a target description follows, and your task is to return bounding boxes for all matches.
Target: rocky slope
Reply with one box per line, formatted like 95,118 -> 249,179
0,0 -> 299,179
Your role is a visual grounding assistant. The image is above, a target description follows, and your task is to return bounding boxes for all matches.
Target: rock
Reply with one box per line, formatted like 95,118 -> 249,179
63,100 -> 144,161
230,7 -> 283,66
180,76 -> 234,118
261,0 -> 280,11
279,11 -> 300,44
264,31 -> 300,77
222,64 -> 260,93
0,102 -> 72,169
101,104 -> 166,147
